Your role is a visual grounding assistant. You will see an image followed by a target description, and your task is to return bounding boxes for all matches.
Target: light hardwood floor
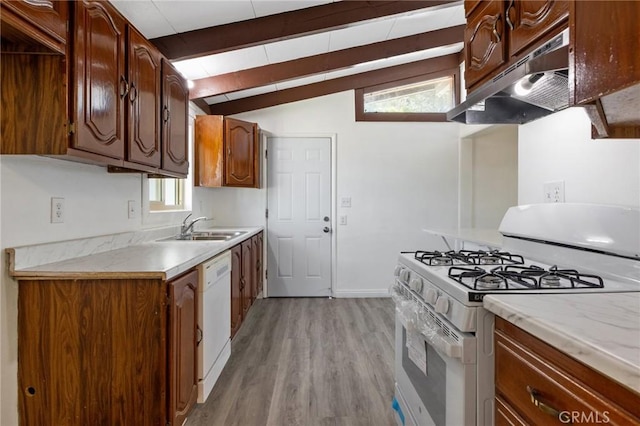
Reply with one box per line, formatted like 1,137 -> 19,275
186,297 -> 397,426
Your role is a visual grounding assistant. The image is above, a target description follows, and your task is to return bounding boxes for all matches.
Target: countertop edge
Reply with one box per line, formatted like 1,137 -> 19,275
484,295 -> 640,395
8,227 -> 264,282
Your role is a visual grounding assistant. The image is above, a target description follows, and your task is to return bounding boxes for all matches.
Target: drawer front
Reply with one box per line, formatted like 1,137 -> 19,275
495,324 -> 638,426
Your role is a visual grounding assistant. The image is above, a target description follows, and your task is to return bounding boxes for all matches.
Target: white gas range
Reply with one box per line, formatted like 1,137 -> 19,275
391,204 -> 640,426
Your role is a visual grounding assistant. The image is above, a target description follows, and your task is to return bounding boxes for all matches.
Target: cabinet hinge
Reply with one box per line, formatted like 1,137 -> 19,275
265,149 -> 268,159
265,269 -> 267,279
265,209 -> 268,219
67,122 -> 75,135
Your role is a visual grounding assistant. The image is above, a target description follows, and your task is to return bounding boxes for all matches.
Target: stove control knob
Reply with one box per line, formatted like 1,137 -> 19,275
393,265 -> 403,277
435,296 -> 450,314
400,269 -> 411,283
409,277 -> 423,293
425,288 -> 438,305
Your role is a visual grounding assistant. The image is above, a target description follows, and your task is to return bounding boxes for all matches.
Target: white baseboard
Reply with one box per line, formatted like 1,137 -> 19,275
331,289 -> 391,298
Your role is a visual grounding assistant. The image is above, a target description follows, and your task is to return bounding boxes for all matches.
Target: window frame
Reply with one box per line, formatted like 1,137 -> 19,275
355,67 -> 460,122
148,177 -> 185,211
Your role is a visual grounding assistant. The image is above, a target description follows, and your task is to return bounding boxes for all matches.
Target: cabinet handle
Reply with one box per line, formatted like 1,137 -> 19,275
119,76 -> 130,99
526,386 -> 564,421
505,0 -> 515,30
163,106 -> 170,123
196,325 -> 203,345
492,15 -> 503,43
227,147 -> 231,158
129,83 -> 137,103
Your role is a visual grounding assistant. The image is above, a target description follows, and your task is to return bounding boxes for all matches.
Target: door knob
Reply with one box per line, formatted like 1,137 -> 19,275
323,227 -> 331,233
323,216 -> 330,222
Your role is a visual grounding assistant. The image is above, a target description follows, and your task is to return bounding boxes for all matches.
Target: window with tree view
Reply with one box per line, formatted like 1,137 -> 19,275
149,178 -> 185,211
355,70 -> 458,122
364,76 -> 454,113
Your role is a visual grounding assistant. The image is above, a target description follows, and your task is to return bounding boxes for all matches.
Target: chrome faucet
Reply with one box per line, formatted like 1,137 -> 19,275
180,214 -> 208,238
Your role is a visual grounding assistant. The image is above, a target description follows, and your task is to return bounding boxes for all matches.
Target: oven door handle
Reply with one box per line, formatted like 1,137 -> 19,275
420,323 -> 463,360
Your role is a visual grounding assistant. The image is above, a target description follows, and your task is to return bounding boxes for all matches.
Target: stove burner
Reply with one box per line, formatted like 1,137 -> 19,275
431,256 -> 453,266
541,275 -> 562,287
479,256 -> 501,265
476,274 -> 504,289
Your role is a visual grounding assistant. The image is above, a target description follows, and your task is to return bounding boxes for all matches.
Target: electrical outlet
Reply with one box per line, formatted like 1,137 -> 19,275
339,215 -> 347,225
51,197 -> 64,223
341,197 -> 352,208
128,200 -> 136,219
543,181 -> 565,203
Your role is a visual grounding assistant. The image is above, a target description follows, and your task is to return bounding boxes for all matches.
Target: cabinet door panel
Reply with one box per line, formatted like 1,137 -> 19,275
508,0 -> 568,57
127,26 -> 161,167
162,59 -> 189,175
224,118 -> 256,187
230,245 -> 243,338
464,0 -> 506,90
241,239 -> 253,314
168,270 -> 198,426
73,0 -> 125,159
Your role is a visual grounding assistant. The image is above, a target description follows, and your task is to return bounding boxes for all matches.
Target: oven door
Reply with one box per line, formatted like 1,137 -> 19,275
395,311 -> 476,426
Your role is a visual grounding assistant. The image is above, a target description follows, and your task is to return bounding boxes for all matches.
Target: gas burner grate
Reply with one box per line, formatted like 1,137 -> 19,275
448,264 -> 605,291
410,250 -> 525,267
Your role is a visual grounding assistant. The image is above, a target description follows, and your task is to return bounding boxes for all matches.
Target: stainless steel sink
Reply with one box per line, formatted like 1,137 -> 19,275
159,230 -> 248,242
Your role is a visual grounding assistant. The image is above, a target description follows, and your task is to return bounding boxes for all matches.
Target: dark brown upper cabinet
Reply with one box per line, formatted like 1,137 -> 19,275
194,115 -> 260,188
464,0 -> 507,90
464,0 -> 568,92
571,0 -> 640,139
73,0 -> 127,162
1,0 -> 189,178
161,59 -> 190,176
0,0 -> 68,54
126,26 -> 162,169
225,117 -> 259,187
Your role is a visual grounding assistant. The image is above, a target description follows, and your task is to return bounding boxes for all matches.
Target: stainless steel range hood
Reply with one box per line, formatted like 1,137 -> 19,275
448,30 -> 570,125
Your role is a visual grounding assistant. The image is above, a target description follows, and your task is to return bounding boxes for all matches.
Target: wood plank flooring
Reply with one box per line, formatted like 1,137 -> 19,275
186,297 -> 396,426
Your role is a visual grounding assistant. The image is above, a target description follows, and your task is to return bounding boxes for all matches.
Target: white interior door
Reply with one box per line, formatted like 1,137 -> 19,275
267,137 -> 332,297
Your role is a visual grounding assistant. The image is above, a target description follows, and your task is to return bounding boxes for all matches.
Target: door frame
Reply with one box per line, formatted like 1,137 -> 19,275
263,133 -> 337,298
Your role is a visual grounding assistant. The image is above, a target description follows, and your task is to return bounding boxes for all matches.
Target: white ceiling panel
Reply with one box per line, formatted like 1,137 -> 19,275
251,0 -> 332,17
194,46 -> 269,76
387,5 -> 466,39
328,18 -> 396,51
153,1 -> 256,34
276,74 -> 326,90
110,0 -> 175,38
203,94 -> 230,105
264,32 -> 331,63
171,58 -> 210,80
225,84 -> 278,100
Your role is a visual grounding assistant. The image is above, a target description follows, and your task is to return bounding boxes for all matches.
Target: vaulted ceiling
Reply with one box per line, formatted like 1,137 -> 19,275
110,0 -> 465,115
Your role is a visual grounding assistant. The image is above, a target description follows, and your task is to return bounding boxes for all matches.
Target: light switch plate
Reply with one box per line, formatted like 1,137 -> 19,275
341,197 -> 351,208
339,215 -> 347,225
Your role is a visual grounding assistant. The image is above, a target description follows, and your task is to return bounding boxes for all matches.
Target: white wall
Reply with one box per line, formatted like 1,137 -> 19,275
518,107 -> 640,208
470,126 -> 518,228
226,91 -> 461,297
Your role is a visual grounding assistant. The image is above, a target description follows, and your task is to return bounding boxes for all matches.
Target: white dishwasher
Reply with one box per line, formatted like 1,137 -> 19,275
197,250 -> 231,403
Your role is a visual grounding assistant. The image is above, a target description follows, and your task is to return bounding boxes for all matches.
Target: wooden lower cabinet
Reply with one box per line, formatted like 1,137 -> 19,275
17,270 -> 198,425
168,270 -> 198,426
229,231 -> 264,339
495,317 -> 640,426
230,244 -> 243,338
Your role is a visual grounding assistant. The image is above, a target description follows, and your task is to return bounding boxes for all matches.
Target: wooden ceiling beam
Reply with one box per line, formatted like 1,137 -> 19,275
208,54 -> 460,115
190,25 -> 464,100
151,1 -> 461,60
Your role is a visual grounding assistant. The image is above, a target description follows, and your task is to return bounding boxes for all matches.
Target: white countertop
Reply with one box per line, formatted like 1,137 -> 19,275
484,292 -> 640,394
7,227 -> 263,281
